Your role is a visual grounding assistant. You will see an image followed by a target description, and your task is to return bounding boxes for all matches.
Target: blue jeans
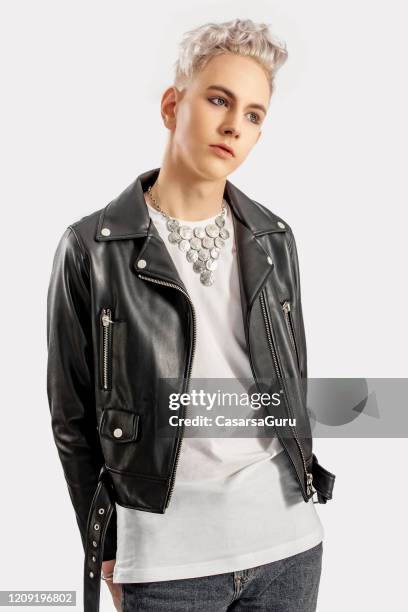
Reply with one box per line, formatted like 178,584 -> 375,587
121,541 -> 323,611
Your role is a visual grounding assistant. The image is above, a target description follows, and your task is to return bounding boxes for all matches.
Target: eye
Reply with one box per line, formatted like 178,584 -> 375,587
208,96 -> 228,107
247,112 -> 261,125
208,97 -> 261,125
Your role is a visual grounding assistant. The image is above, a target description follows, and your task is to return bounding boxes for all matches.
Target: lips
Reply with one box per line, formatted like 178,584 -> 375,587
209,144 -> 235,157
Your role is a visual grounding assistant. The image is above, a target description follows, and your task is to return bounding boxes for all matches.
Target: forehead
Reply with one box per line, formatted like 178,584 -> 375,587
191,53 -> 271,103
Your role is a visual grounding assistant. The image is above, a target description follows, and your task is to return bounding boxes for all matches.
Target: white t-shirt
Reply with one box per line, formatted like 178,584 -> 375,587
112,196 -> 323,583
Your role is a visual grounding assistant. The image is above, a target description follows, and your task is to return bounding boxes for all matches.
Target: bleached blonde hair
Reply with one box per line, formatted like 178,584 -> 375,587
174,18 -> 288,97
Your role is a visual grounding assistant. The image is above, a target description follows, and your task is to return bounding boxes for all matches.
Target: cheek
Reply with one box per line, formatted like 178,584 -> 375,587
175,105 -> 194,138
243,129 -> 261,151
176,105 -> 208,145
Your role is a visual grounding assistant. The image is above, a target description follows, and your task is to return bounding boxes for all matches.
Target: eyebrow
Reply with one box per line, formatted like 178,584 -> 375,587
205,84 -> 267,115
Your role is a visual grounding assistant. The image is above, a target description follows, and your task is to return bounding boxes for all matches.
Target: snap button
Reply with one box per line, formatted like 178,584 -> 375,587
98,508 -> 105,515
137,259 -> 147,269
277,221 -> 285,229
93,523 -> 100,531
89,571 -> 95,579
267,256 -> 273,265
113,427 -> 123,438
101,227 -> 111,236
91,555 -> 97,563
92,540 -> 98,548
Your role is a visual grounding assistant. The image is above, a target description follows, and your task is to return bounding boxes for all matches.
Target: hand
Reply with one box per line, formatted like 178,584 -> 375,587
102,559 -> 122,612
106,580 -> 122,612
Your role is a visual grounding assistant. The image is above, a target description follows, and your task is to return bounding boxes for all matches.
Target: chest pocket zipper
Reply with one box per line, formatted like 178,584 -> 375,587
100,307 -> 114,390
282,300 -> 301,374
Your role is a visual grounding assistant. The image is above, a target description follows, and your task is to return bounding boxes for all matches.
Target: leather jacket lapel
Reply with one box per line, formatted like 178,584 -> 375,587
95,167 -> 280,311
231,212 -> 275,332
133,221 -> 189,293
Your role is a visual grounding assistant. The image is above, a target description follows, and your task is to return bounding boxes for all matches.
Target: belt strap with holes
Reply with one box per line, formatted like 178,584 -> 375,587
83,466 -> 115,612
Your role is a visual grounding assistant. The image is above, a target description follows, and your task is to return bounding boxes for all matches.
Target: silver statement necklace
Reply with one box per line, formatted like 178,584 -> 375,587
147,184 -> 230,287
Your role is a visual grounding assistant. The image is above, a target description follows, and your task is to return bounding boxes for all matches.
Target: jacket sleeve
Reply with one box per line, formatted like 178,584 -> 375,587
46,226 -> 117,561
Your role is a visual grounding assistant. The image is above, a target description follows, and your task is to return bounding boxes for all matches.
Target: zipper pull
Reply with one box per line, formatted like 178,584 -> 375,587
306,472 -> 314,496
282,301 -> 291,313
102,313 -> 114,327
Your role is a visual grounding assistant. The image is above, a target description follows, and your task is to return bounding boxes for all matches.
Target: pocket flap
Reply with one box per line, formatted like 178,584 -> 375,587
99,408 -> 139,443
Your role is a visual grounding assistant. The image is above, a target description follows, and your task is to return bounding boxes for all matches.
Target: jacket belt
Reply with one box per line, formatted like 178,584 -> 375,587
83,466 -> 115,612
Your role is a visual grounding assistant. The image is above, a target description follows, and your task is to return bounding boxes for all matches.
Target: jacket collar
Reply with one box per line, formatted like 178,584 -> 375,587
95,167 -> 287,318
95,167 -> 286,241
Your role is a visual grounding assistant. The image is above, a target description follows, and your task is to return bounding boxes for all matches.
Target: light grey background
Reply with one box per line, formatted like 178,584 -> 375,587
1,1 -> 407,610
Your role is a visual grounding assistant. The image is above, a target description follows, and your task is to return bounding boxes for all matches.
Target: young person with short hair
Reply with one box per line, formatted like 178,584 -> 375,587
47,18 -> 335,612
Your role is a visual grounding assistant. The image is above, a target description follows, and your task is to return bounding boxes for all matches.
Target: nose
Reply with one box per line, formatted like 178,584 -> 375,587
223,127 -> 238,136
221,114 -> 241,138
222,126 -> 239,137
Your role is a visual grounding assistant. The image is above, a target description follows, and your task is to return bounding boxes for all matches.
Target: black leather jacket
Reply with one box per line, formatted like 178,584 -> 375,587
46,167 -> 336,611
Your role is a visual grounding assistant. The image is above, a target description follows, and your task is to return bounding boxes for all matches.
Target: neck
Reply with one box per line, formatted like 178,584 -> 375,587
147,147 -> 227,222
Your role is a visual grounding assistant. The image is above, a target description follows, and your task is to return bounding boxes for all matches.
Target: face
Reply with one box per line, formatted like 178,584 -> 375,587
161,53 -> 271,180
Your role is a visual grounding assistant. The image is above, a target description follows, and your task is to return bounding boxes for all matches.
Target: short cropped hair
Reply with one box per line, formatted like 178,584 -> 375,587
174,18 -> 288,97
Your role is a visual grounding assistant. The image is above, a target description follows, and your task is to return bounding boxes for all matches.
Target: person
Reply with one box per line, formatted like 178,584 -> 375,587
46,18 -> 335,612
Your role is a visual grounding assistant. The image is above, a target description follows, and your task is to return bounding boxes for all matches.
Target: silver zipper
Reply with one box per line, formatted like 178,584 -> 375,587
282,301 -> 301,373
259,291 -> 314,497
137,273 -> 197,508
101,308 -> 114,390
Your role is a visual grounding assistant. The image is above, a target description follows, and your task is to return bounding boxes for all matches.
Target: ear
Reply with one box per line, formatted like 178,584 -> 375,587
161,86 -> 181,131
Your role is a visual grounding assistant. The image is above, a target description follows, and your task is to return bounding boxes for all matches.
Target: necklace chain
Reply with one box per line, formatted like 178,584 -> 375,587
147,184 -> 227,220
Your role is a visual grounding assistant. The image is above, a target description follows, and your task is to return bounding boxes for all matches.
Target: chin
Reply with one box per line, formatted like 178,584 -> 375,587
194,157 -> 235,181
